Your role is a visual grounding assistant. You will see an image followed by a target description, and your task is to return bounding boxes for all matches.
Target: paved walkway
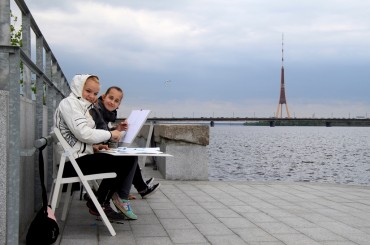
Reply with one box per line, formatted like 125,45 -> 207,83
55,166 -> 370,245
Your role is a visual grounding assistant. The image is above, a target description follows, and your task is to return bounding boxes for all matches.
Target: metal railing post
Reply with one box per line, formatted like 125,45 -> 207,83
7,47 -> 21,245
1,1 -> 71,243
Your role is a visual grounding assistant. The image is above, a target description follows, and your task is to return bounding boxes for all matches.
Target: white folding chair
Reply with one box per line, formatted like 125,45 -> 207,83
50,127 -> 117,236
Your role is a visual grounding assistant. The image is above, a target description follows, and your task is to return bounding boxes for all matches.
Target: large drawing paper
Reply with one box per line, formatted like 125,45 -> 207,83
120,109 -> 151,145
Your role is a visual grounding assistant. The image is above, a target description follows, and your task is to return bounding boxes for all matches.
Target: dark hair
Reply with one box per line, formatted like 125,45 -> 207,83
105,86 -> 123,95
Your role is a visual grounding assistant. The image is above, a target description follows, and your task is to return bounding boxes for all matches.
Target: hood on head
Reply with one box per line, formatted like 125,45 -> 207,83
70,74 -> 99,99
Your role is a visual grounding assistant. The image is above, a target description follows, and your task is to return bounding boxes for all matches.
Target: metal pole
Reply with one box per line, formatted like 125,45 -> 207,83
7,48 -> 21,245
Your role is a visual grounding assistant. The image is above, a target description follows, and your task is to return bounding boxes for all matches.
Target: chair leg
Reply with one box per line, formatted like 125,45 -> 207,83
56,185 -> 63,209
51,180 -> 63,212
61,183 -> 73,221
49,181 -> 65,209
51,154 -> 66,211
82,181 -> 116,236
92,180 -> 100,190
80,181 -> 97,201
48,180 -> 56,206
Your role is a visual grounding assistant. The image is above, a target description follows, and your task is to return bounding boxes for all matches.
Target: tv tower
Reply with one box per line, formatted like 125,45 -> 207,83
275,33 -> 291,118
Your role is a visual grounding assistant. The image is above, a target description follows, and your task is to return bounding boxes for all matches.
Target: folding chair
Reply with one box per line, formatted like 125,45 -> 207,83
50,127 -> 118,236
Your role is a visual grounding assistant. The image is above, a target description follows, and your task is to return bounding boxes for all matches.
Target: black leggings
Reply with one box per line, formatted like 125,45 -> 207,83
132,164 -> 148,192
63,153 -> 138,204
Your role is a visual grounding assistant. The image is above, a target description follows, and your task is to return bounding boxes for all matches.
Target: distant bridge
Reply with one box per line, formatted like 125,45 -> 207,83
145,117 -> 370,127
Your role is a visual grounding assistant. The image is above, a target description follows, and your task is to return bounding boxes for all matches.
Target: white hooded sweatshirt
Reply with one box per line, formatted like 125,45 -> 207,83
53,74 -> 111,159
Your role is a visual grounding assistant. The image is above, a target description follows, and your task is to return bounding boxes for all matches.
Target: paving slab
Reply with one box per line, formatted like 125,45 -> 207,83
53,165 -> 370,245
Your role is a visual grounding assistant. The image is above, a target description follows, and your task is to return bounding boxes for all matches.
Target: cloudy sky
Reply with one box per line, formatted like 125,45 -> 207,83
13,0 -> 370,118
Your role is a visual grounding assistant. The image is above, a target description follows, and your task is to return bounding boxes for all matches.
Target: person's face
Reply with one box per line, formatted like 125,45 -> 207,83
102,88 -> 123,112
82,78 -> 100,103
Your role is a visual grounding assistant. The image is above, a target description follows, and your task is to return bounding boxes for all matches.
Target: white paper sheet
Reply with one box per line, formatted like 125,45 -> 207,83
98,147 -> 173,156
119,109 -> 151,145
116,147 -> 162,154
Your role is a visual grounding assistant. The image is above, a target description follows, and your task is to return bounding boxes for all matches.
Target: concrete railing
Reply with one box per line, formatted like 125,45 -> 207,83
135,123 -> 210,180
0,0 -> 70,244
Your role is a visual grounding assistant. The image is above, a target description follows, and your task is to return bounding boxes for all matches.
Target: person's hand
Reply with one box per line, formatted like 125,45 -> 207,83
110,130 -> 123,142
93,144 -> 109,152
116,119 -> 128,132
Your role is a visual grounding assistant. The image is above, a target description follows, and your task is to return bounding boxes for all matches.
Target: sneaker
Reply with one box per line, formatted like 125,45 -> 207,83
140,183 -> 161,199
86,200 -> 125,222
112,193 -> 138,220
145,177 -> 154,186
86,199 -> 100,216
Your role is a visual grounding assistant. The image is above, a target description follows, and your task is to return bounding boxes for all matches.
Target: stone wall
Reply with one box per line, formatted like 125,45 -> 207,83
136,124 -> 210,180
19,96 -> 36,237
0,91 -> 49,243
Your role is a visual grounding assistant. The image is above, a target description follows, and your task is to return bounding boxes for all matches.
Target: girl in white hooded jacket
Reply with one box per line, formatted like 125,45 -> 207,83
53,74 -> 137,221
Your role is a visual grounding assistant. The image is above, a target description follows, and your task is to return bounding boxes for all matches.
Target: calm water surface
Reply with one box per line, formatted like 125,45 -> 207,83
207,126 -> 370,185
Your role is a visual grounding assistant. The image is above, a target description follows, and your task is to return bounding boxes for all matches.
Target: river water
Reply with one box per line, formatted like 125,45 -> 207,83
207,126 -> 370,186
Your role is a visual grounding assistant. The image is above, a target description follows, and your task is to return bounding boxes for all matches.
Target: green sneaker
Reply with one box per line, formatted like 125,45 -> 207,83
112,193 -> 138,220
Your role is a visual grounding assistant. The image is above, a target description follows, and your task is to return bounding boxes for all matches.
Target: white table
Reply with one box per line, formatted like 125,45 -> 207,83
98,147 -> 173,157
